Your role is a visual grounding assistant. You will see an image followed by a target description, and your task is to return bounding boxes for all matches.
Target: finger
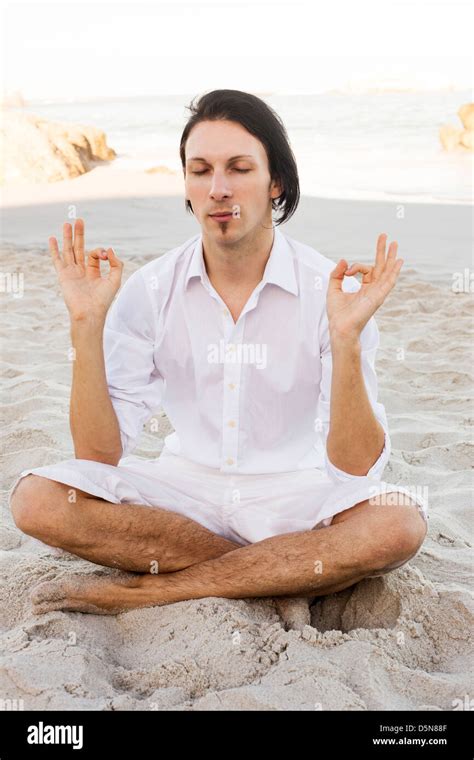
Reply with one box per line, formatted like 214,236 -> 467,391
328,259 -> 349,292
382,244 -> 402,278
88,248 -> 123,287
73,218 -> 85,265
378,257 -> 404,295
86,248 -> 108,273
379,239 -> 399,278
62,222 -> 75,265
48,236 -> 64,272
105,248 -> 123,285
395,257 -> 404,271
386,240 -> 398,263
389,257 -> 404,276
373,233 -> 387,279
344,263 -> 374,287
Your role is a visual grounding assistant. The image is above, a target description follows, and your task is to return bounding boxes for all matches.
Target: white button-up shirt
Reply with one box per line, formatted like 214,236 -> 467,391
103,227 -> 391,480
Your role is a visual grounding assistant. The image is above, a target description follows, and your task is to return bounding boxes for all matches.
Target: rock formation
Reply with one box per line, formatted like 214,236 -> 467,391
439,103 -> 474,152
0,110 -> 116,183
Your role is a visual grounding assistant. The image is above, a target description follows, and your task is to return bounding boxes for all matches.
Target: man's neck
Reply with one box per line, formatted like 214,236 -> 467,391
201,224 -> 275,294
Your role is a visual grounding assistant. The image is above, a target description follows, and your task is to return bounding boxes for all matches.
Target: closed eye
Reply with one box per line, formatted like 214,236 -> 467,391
191,169 -> 251,174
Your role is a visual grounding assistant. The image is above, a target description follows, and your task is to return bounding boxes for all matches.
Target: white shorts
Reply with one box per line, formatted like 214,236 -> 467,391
9,447 -> 429,578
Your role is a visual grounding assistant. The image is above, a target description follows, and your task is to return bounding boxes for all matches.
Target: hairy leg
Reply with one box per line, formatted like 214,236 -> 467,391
11,476 -> 317,627
29,496 -> 427,615
11,474 -> 241,573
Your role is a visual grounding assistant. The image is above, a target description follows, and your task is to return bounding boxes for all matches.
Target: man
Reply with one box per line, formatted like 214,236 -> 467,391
9,89 -> 428,616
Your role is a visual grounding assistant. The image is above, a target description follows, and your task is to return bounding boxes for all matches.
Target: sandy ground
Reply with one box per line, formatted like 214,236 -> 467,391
0,167 -> 472,710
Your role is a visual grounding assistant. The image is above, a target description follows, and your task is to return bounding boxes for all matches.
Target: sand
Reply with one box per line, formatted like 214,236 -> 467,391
0,167 -> 472,710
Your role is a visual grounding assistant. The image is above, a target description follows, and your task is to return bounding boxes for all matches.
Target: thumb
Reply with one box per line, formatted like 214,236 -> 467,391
106,247 -> 122,267
105,247 -> 123,285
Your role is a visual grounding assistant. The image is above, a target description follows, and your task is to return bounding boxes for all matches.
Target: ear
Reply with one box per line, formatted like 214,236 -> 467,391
270,176 -> 283,200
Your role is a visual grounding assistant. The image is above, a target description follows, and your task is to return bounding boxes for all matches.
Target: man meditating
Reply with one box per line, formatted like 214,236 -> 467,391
9,89 -> 428,616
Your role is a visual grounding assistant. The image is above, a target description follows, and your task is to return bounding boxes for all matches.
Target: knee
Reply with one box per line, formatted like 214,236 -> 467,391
369,493 -> 428,570
10,475 -> 62,538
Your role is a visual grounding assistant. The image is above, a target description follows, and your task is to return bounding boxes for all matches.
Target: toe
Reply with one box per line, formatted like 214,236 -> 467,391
32,599 -> 64,615
30,580 -> 61,605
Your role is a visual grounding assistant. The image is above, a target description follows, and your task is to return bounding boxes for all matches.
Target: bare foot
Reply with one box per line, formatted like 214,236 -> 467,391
275,596 -> 312,631
30,570 -> 161,615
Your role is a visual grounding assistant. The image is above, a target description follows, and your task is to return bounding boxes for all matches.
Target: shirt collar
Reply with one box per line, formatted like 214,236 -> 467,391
184,226 -> 298,296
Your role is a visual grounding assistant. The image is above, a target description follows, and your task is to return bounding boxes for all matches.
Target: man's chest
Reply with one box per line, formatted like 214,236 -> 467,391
213,285 -> 259,325
154,287 -> 324,394
221,298 -> 248,325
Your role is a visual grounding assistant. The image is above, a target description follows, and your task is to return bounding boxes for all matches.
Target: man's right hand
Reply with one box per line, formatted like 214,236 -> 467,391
49,218 -> 123,322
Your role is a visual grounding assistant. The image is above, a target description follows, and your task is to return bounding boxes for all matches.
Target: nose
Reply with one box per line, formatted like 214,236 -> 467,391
209,170 -> 232,201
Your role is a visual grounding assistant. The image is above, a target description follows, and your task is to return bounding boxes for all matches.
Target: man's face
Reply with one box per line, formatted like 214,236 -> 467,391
184,119 -> 281,243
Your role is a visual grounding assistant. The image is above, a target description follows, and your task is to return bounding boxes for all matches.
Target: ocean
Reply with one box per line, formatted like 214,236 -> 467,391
18,89 -> 474,205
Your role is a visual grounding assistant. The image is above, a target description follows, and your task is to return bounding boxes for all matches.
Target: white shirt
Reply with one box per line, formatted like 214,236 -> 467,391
103,226 -> 391,480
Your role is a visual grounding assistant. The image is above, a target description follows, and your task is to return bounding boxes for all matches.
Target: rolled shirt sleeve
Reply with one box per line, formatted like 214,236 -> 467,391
103,268 -> 163,458
316,284 -> 391,482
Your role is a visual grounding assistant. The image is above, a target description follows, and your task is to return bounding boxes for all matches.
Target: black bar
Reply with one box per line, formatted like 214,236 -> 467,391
0,709 -> 471,757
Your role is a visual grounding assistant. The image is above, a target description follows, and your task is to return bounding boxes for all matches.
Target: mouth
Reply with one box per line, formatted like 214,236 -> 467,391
209,212 -> 234,222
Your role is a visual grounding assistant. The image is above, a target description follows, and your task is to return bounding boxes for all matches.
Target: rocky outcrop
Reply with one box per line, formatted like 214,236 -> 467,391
439,103 -> 474,152
0,110 -> 116,184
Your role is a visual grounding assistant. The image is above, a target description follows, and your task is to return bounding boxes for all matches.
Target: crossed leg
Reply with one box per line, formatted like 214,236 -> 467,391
10,474 -> 241,573
10,474 -> 427,616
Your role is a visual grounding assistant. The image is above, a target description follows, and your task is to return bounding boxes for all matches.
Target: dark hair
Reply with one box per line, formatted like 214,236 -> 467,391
179,89 -> 300,226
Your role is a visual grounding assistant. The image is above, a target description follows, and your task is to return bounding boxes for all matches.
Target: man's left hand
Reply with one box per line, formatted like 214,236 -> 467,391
327,233 -> 403,342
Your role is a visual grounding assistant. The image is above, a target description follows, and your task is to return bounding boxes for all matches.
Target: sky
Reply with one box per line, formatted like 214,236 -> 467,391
1,0 -> 472,100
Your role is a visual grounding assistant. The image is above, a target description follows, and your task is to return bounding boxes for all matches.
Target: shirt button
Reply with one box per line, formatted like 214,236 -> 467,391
228,383 -> 236,390
228,420 -> 236,427
226,457 -> 234,465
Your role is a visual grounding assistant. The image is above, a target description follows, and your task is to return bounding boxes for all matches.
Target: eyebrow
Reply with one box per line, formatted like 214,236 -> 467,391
186,154 -> 255,164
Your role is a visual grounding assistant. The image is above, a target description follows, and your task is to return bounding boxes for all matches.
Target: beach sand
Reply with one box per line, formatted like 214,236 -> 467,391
0,168 -> 472,710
